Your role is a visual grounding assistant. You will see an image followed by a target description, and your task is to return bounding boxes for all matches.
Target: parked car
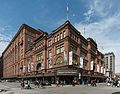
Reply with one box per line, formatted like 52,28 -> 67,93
6,79 -> 16,82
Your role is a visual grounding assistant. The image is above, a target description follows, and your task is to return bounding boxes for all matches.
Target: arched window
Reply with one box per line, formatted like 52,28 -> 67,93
36,63 -> 41,71
56,56 -> 63,64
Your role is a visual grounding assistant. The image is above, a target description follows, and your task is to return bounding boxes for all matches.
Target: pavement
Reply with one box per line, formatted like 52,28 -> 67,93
0,82 -> 120,94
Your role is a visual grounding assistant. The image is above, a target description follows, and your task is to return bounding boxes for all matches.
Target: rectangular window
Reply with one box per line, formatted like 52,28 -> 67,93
56,47 -> 60,54
48,50 -> 52,59
60,33 -> 62,39
56,44 -> 64,54
70,44 -> 77,53
57,35 -> 60,41
63,31 -> 66,38
55,36 -> 57,42
48,40 -> 52,47
61,45 -> 64,52
36,53 -> 43,61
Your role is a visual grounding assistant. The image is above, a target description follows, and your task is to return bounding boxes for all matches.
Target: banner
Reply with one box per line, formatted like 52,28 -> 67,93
28,63 -> 31,72
69,51 -> 73,65
41,63 -> 44,69
104,68 -> 106,74
101,66 -> 103,73
80,57 -> 83,68
31,63 -> 34,71
23,65 -> 26,73
64,51 -> 67,64
90,61 -> 94,70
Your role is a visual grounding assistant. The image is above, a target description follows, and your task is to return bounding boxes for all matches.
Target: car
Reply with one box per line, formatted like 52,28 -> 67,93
6,79 -> 16,82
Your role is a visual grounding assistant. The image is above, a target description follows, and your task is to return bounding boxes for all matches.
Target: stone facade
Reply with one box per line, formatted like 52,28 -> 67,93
2,21 -> 105,83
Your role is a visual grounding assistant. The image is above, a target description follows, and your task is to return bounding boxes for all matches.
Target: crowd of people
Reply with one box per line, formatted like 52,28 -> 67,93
21,79 -> 31,89
21,79 -> 46,89
20,78 -> 99,89
106,78 -> 120,87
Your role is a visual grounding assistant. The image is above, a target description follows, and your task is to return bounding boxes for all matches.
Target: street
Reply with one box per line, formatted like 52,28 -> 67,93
0,82 -> 120,94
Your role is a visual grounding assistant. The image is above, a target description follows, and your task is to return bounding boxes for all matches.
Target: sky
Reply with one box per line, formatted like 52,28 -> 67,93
0,0 -> 120,72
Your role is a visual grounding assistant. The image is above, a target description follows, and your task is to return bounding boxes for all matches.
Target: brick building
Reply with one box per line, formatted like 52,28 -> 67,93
2,21 -> 105,84
0,55 -> 3,79
3,24 -> 42,79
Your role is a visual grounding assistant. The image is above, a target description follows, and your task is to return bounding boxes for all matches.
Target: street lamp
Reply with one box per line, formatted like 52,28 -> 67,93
54,69 -> 57,84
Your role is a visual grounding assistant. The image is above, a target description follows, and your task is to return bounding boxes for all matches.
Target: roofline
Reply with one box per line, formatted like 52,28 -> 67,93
2,24 -> 41,54
87,37 -> 97,47
104,52 -> 115,56
52,20 -> 80,35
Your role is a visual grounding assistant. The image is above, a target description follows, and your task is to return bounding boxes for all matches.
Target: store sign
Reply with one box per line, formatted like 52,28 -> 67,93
69,51 -> 73,65
57,69 -> 77,74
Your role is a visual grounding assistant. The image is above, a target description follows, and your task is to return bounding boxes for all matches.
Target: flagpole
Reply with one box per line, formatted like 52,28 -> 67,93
66,0 -> 69,20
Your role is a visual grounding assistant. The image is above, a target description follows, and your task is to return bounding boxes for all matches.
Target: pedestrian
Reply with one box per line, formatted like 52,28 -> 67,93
64,80 -> 66,85
28,80 -> 31,89
21,79 -> 24,89
61,80 -> 64,87
86,80 -> 89,86
56,80 -> 59,87
72,80 -> 75,87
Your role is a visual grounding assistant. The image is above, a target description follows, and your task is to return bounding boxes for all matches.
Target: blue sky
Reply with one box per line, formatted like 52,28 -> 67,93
0,0 -> 120,72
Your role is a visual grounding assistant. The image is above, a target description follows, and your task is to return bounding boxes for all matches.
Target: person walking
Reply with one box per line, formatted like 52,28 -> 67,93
28,80 -> 31,89
72,80 -> 75,87
61,80 -> 64,87
21,79 -> 24,89
56,80 -> 59,87
86,80 -> 89,86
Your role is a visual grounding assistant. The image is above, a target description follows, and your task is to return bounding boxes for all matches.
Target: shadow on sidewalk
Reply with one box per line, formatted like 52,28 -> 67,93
112,92 -> 120,94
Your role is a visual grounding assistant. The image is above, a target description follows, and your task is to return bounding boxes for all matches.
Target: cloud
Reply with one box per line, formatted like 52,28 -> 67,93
0,26 -> 12,56
75,0 -> 120,73
91,0 -> 112,17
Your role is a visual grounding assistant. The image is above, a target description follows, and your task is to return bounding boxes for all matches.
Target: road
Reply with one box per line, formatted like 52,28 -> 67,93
0,82 -> 120,94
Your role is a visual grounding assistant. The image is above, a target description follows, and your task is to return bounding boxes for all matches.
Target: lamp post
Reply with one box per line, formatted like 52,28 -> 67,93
35,71 -> 38,81
54,69 -> 57,84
